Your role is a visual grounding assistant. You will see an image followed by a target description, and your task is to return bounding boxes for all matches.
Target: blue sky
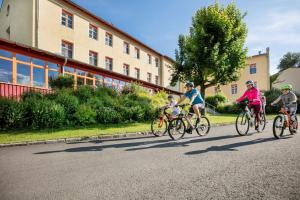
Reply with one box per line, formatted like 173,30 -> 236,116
36,0 -> 300,74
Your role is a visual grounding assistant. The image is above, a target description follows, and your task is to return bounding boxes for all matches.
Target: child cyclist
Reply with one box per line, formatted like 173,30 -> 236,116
176,82 -> 205,133
162,95 -> 180,119
236,80 -> 262,132
271,84 -> 298,132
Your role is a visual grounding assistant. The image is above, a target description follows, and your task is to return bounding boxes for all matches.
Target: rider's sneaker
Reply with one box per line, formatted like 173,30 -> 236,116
255,125 -> 261,133
186,128 -> 193,134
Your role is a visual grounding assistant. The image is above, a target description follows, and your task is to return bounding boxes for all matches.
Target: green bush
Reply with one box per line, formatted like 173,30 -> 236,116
74,104 -> 97,125
96,107 -> 122,124
86,97 -> 104,110
205,94 -> 227,107
216,103 -> 240,114
49,75 -> 74,89
0,98 -> 25,129
26,99 -> 65,129
74,85 -> 94,103
21,91 -> 43,101
54,92 -> 79,121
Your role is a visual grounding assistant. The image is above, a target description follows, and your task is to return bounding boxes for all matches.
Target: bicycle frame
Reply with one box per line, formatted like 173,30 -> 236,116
278,107 -> 292,128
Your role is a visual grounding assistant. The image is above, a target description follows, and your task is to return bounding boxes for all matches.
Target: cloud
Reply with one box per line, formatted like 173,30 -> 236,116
246,10 -> 300,45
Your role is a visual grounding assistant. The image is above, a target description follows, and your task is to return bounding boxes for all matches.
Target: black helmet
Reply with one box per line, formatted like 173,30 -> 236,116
167,95 -> 174,99
185,82 -> 194,88
246,80 -> 254,86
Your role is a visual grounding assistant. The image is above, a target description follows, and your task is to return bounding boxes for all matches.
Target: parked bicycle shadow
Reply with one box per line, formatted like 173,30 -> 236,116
184,137 -> 278,155
126,134 -> 240,151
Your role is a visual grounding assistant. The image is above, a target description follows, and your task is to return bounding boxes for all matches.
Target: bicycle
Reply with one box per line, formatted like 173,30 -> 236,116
235,100 -> 266,136
272,105 -> 298,139
168,104 -> 210,140
151,106 -> 177,137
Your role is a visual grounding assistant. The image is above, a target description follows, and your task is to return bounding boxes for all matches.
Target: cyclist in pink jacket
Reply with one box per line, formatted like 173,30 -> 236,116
236,80 -> 262,131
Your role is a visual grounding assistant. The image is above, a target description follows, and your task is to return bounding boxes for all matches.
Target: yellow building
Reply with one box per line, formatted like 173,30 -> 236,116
0,0 -> 181,92
206,48 -> 270,103
272,68 -> 300,94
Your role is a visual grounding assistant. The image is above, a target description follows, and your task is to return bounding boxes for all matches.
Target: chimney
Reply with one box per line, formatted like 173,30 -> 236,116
266,47 -> 270,55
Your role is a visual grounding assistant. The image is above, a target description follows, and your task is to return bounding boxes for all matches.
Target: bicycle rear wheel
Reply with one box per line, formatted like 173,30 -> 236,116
168,118 -> 186,140
195,116 -> 211,136
289,116 -> 298,135
151,118 -> 167,137
235,112 -> 250,136
260,113 -> 266,131
273,115 -> 285,139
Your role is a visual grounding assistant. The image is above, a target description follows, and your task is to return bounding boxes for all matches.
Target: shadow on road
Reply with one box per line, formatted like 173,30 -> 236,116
34,134 -> 240,155
126,134 -> 240,151
185,137 -> 278,155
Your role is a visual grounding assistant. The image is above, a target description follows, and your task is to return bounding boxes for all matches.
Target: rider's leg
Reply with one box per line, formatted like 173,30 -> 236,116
193,104 -> 201,119
253,104 -> 261,129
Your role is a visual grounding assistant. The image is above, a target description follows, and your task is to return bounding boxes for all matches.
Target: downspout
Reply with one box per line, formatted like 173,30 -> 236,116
34,0 -> 39,48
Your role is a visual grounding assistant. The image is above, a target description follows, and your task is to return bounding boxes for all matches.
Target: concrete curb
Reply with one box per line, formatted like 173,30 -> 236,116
0,123 -> 235,148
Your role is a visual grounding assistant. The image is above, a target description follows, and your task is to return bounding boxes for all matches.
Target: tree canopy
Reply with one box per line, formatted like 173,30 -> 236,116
278,52 -> 300,71
170,2 -> 248,97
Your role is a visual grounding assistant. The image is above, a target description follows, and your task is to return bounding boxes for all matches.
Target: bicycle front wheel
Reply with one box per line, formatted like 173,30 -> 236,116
151,118 -> 167,137
235,112 -> 250,136
195,116 -> 211,136
273,115 -> 285,139
168,118 -> 186,140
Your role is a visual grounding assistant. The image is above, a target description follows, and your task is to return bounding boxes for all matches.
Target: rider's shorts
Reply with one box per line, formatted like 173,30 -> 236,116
189,103 -> 205,115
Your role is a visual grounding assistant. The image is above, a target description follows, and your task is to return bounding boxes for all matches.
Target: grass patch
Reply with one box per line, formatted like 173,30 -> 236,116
0,114 -> 277,144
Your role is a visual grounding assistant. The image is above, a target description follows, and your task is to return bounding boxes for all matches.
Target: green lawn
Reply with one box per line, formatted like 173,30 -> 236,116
0,114 -> 276,144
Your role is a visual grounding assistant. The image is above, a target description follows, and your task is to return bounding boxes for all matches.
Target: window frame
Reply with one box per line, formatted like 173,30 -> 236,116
134,68 -> 140,80
155,75 -> 159,85
61,40 -> 73,59
134,47 -> 140,59
105,32 -> 113,47
61,9 -> 73,29
249,64 -> 257,74
231,84 -> 238,95
123,42 -> 130,54
147,72 -> 152,83
105,57 -> 113,71
89,50 -> 98,66
148,54 -> 152,64
123,63 -> 130,76
89,24 -> 98,40
155,58 -> 159,67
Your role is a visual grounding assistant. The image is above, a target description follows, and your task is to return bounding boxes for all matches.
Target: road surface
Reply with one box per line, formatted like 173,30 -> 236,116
0,122 -> 300,200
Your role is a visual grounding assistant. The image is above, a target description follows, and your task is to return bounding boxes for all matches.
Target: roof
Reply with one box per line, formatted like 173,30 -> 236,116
60,0 -> 173,61
0,38 -> 181,95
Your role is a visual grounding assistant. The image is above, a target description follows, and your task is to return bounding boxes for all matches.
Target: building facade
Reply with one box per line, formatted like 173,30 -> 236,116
0,0 -> 181,92
272,68 -> 300,94
206,48 -> 270,103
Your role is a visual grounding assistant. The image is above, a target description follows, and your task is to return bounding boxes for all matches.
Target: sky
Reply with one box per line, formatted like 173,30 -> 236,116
32,1 -> 300,74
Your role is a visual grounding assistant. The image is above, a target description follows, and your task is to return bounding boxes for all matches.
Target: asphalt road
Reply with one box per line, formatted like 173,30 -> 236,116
0,122 -> 300,200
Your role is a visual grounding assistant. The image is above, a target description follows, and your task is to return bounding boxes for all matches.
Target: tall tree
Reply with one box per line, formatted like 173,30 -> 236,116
278,52 -> 300,71
170,2 -> 248,98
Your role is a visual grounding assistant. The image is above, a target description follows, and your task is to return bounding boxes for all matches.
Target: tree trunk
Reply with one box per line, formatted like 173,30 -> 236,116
201,85 -> 206,115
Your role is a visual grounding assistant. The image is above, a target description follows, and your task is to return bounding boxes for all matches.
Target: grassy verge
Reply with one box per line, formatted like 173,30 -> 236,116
0,114 -> 276,144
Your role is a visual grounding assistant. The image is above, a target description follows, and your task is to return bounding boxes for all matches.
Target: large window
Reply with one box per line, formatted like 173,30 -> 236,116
104,77 -> 113,88
135,48 -> 140,59
89,24 -> 97,40
113,79 -> 119,90
61,41 -> 73,58
250,64 -> 257,74
0,49 -> 12,58
134,68 -> 140,80
89,51 -> 98,66
105,57 -> 113,71
123,64 -> 129,76
231,84 -> 238,95
17,63 -> 30,85
95,75 -> 103,87
105,32 -> 113,47
33,67 -> 45,87
0,59 -> 12,83
61,10 -> 73,29
123,42 -> 130,54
